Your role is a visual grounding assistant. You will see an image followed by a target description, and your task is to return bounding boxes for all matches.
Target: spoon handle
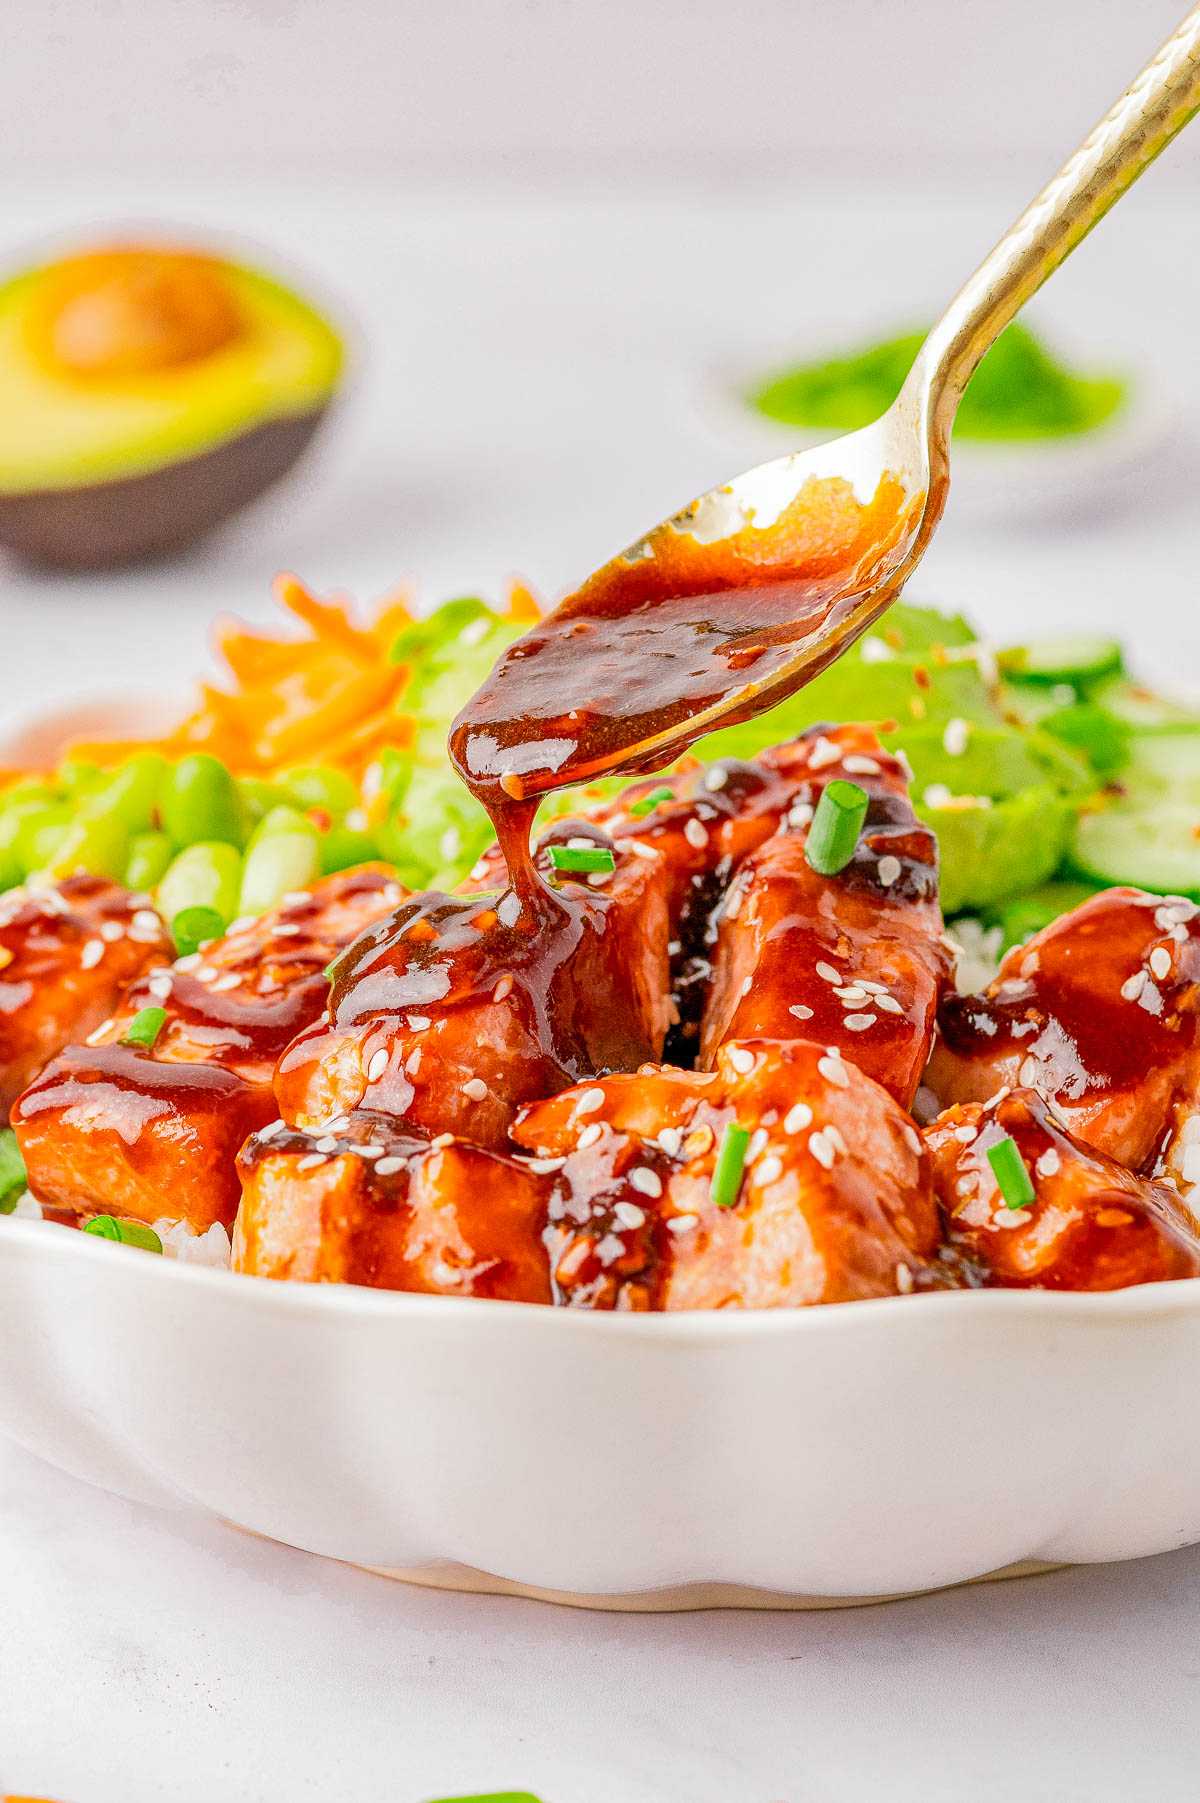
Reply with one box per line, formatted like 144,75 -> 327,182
909,4 -> 1200,448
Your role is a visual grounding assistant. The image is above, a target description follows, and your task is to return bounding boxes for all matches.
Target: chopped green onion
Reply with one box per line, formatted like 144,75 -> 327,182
157,842 -> 242,932
171,905 -> 226,958
238,826 -> 320,916
122,1006 -> 167,1050
986,1134 -> 1036,1210
710,1122 -> 751,1209
548,844 -> 616,874
805,779 -> 869,876
0,1127 -> 26,1214
82,1215 -> 163,1253
629,785 -> 675,817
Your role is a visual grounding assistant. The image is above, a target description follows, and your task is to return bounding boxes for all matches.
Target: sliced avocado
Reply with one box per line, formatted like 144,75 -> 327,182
0,244 -> 343,568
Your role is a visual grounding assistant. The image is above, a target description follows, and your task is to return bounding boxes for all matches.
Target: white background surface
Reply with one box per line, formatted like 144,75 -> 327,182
3,3 -> 1200,1798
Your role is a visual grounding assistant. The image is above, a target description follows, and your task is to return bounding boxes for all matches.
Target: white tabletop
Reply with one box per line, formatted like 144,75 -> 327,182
2,170 -> 1200,1802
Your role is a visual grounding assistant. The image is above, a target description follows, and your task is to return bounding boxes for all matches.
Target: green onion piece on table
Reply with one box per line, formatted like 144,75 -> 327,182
0,1126 -> 27,1214
987,1135 -> 1036,1210
82,1215 -> 163,1253
710,1122 -> 750,1209
629,786 -> 676,818
171,905 -> 226,958
805,780 -> 869,876
548,844 -> 616,874
122,1005 -> 167,1050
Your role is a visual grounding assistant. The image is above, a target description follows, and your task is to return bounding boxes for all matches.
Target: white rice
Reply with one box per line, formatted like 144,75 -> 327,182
1,1199 -> 232,1268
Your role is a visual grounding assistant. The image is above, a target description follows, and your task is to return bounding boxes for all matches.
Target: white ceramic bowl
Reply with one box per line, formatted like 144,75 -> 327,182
3,1214 -> 1200,1606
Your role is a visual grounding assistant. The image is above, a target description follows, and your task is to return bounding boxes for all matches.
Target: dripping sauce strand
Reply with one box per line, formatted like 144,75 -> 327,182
448,470 -> 918,895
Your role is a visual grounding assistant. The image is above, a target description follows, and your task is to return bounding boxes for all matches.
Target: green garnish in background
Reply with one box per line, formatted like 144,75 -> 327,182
748,321 -> 1127,441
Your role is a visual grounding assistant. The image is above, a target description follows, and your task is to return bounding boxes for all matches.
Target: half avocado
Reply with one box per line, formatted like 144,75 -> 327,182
0,244 -> 344,568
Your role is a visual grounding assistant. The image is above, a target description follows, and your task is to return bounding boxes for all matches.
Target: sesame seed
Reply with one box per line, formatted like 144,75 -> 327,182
619,1168 -> 659,1197
352,1145 -> 385,1159
527,1156 -> 564,1173
1172,924 -> 1190,943
408,1014 -> 431,1030
994,1208 -> 1031,1228
99,920 -> 125,942
439,827 -> 462,864
586,870 -> 610,887
876,855 -> 902,887
173,953 -> 202,972
808,736 -> 841,770
314,1136 -> 339,1154
296,1153 -> 326,1172
727,1047 -> 755,1075
789,1003 -> 815,1021
80,939 -> 103,969
902,1124 -> 922,1155
577,1087 -> 605,1115
818,1055 -> 850,1087
1120,969 -> 1147,1001
1036,1149 -> 1061,1178
684,817 -> 708,850
942,718 -> 970,757
405,1050 -> 422,1076
366,1049 -> 389,1083
895,1264 -> 915,1294
374,1156 -> 406,1176
193,966 -> 217,983
132,909 -> 161,931
787,802 -> 814,830
469,861 -> 490,881
432,1134 -> 456,1150
954,1124 -> 978,1144
808,1130 -> 836,1169
784,1103 -> 813,1134
1150,946 -> 1172,980
148,974 -> 172,1000
923,783 -> 953,808
1018,1056 -> 1040,1087
577,1122 -> 603,1149
493,976 -> 514,1001
85,1018 -> 115,1046
272,922 -> 302,937
667,1213 -> 699,1235
983,1085 -> 1012,1108
226,915 -> 258,936
282,891 -> 311,908
211,973 -> 240,993
657,1126 -> 683,1156
815,961 -> 841,983
740,976 -> 752,996
625,839 -> 658,861
755,1154 -> 783,1186
616,1197 -> 649,1225
843,754 -> 881,775
834,985 -> 867,1002
747,1127 -> 769,1162
259,1119 -> 285,1139
844,1013 -> 877,1030
704,765 -> 729,792
875,994 -> 904,1015
497,894 -> 521,927
463,1077 -> 488,1101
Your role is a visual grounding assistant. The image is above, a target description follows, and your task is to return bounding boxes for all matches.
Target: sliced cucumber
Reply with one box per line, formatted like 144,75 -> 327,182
1090,676 -> 1200,732
998,637 -> 1123,688
1070,730 -> 1200,896
924,789 -> 1078,917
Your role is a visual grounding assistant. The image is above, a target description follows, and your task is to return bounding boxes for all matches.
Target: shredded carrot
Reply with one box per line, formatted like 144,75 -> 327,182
62,572 -> 540,786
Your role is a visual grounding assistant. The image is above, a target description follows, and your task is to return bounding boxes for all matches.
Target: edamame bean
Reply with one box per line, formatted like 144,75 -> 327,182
156,841 -> 243,929
161,756 -> 248,848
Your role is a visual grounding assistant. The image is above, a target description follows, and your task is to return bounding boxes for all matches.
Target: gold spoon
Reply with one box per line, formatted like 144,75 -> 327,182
454,3 -> 1200,808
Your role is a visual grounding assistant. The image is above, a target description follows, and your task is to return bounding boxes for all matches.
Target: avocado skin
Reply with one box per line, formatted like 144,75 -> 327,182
0,406 -> 328,570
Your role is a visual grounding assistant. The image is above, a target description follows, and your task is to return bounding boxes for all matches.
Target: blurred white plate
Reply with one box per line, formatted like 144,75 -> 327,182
701,337 -> 1175,525
2,1216 -> 1200,1607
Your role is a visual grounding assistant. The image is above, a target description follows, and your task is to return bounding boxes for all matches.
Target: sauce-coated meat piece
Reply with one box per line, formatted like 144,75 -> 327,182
275,823 -> 671,1149
233,1111 -> 552,1297
928,889 -> 1200,1175
14,867 -> 404,1232
925,1087 -> 1200,1290
699,728 -> 949,1107
512,1038 -> 940,1309
0,877 -> 171,1115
